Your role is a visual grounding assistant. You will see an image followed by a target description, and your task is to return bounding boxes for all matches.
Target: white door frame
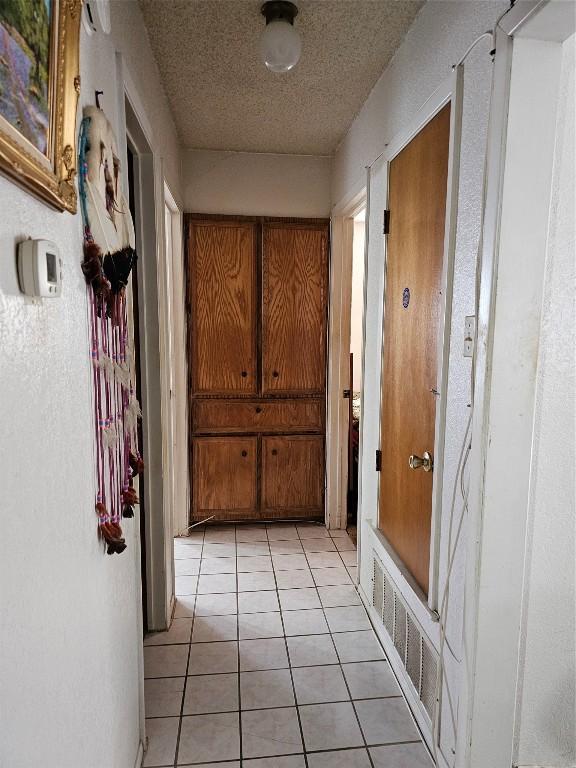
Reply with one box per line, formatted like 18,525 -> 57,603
327,182 -> 367,531
369,66 -> 463,612
457,2 -> 575,766
115,53 -> 173,636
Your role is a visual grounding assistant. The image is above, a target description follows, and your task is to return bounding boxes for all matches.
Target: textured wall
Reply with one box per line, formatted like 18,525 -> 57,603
183,149 -> 332,217
333,0 -> 507,761
0,2 -> 181,766
516,33 -> 576,767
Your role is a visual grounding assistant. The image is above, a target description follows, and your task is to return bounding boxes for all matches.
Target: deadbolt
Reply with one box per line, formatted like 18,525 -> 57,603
409,451 -> 433,472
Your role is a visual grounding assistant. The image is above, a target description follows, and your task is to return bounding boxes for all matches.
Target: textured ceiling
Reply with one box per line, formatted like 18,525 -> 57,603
138,0 -> 424,155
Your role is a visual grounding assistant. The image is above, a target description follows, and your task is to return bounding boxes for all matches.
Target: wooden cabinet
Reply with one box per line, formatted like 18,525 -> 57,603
187,216 -> 329,523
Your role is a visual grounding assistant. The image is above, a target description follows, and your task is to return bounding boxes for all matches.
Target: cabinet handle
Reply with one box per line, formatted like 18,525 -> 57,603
271,449 -> 278,456
272,371 -> 279,378
255,406 -> 262,413
241,450 -> 248,457
241,371 -> 248,378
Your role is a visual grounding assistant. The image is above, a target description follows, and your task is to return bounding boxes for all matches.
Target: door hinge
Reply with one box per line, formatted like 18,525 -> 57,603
343,389 -> 351,399
383,210 -> 390,235
375,449 -> 382,472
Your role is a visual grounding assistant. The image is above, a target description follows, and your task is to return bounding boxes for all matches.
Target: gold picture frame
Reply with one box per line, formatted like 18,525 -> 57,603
0,0 -> 82,213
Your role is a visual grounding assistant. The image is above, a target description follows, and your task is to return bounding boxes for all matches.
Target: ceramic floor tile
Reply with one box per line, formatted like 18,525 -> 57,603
269,540 -> 304,555
175,575 -> 198,595
297,525 -> 331,539
275,569 -> 315,589
317,585 -> 361,608
286,634 -> 338,667
204,529 -> 236,544
308,748 -> 372,768
188,641 -> 238,675
241,707 -> 303,758
144,645 -> 189,678
324,606 -> 371,633
343,661 -> 400,699
144,618 -> 193,646
266,525 -> 299,541
239,637 -> 289,671
299,701 -> 364,751
187,763 -> 239,768
339,550 -> 358,567
174,547 -> 202,560
174,558 -> 201,575
237,555 -> 273,573
370,743 -> 433,767
277,588 -> 321,611
239,611 -> 284,640
203,543 -> 237,558
302,538 -> 337,552
331,630 -> 385,663
281,608 -> 329,636
194,593 -> 237,616
240,669 -> 295,710
144,677 -> 185,717
311,567 -> 352,586
329,529 -> 350,538
177,712 -> 240,764
236,526 -> 268,543
334,536 -> 356,552
292,664 -> 349,704
238,571 -> 277,592
306,552 -> 343,569
355,698 -> 420,745
200,557 -> 237,574
347,566 -> 358,581
197,573 -> 237,594
191,614 -> 238,643
174,595 -> 196,618
143,717 -> 179,767
272,554 -> 309,571
242,757 -> 305,768
237,541 -> 271,556
183,672 -> 239,714
238,590 -> 280,614
176,532 -> 204,543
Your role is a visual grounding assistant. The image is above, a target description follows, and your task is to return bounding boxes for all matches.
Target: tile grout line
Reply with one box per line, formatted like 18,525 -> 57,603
234,525 -> 243,766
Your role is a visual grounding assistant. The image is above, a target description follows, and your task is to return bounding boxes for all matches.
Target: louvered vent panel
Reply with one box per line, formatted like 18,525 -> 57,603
382,571 -> 394,636
393,596 -> 407,662
406,612 -> 422,692
420,639 -> 437,720
372,558 -> 384,615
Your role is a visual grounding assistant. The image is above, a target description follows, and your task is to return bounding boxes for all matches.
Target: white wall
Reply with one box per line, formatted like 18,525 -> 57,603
183,149 -> 331,217
515,32 -> 575,768
333,1 -> 508,762
350,219 -> 366,391
0,3 -> 181,766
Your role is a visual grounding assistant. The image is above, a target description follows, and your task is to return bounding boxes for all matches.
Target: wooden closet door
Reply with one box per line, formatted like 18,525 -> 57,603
262,435 -> 324,515
262,223 -> 328,395
189,220 -> 257,395
193,436 -> 257,517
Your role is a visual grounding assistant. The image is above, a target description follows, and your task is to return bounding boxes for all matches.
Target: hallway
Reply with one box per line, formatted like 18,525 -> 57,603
143,523 -> 431,767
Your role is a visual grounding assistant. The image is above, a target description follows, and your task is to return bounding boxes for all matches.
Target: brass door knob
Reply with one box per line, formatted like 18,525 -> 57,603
409,451 -> 433,472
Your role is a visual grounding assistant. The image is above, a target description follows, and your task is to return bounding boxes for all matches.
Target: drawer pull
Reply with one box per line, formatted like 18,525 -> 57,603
255,406 -> 262,413
272,371 -> 279,378
271,449 -> 278,456
241,450 -> 248,457
241,371 -> 248,378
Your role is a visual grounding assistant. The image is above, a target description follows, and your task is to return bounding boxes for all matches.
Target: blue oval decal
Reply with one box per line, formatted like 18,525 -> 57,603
403,287 -> 410,308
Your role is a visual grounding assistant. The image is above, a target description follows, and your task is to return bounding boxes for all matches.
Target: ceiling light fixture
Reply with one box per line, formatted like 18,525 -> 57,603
260,1 -> 302,73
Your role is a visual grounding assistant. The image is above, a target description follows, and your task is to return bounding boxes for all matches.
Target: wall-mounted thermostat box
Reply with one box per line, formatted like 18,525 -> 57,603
17,239 -> 62,298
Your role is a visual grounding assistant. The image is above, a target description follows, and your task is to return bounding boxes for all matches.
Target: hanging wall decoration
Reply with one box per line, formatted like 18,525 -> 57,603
78,104 -> 142,555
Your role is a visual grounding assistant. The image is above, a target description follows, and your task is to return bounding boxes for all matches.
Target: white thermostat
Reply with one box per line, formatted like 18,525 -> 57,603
18,239 -> 62,298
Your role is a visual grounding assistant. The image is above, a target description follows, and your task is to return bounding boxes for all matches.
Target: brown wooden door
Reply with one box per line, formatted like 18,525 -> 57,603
189,220 -> 257,395
193,436 -> 257,517
262,223 -> 328,395
262,435 -> 324,515
378,104 -> 451,596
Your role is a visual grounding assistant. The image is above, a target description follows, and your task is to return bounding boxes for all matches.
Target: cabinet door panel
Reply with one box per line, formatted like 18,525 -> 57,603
262,224 -> 328,395
262,436 -> 324,513
189,220 -> 257,395
193,437 -> 257,517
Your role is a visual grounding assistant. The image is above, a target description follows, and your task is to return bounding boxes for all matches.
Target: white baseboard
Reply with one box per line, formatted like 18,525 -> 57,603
133,740 -> 144,768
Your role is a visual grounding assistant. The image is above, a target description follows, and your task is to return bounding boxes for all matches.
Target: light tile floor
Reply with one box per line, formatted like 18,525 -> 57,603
143,523 -> 432,768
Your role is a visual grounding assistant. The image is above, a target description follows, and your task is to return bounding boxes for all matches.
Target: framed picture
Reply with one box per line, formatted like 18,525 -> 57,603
0,0 -> 81,213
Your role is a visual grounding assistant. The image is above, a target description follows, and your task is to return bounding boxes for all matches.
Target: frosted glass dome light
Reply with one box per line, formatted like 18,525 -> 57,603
260,1 -> 302,73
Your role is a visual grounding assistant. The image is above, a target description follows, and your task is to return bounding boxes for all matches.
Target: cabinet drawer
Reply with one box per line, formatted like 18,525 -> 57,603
193,399 -> 324,434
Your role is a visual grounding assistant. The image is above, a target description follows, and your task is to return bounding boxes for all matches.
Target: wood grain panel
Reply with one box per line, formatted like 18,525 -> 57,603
378,104 -> 451,596
262,224 -> 328,395
262,435 -> 324,513
193,399 -> 324,434
193,436 -> 257,516
189,220 -> 257,395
